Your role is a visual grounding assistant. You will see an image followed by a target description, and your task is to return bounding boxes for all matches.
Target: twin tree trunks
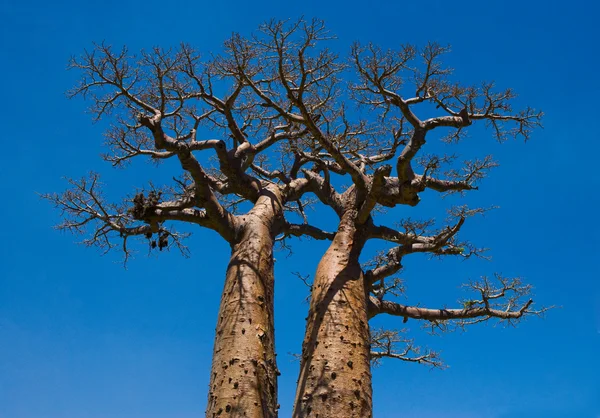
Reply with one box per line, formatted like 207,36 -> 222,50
207,193 -> 373,418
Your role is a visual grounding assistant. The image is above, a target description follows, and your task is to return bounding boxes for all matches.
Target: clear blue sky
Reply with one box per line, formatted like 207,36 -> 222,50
1,1 -> 599,417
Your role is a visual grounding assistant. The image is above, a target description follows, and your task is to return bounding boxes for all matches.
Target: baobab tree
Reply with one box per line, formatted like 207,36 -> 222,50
45,18 -> 547,418
43,41 -> 337,418
217,19 -> 548,418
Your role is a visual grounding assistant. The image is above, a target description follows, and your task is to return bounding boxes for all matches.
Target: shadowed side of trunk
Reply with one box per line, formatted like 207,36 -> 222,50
206,188 -> 283,418
293,211 -> 372,418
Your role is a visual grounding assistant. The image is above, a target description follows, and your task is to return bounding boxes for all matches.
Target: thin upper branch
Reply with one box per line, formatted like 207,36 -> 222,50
370,328 -> 444,369
365,216 -> 466,285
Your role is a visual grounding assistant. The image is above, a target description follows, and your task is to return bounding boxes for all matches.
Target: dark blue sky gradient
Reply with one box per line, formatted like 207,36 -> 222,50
1,1 -> 599,417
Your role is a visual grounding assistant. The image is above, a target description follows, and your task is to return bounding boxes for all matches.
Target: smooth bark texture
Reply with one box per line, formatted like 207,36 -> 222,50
293,210 -> 372,418
207,188 -> 283,418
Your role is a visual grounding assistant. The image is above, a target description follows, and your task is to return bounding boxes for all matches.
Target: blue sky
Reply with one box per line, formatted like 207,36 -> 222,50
1,0 -> 599,417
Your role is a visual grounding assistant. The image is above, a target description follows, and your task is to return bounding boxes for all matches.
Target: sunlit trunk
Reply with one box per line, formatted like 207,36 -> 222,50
206,188 -> 283,418
293,210 -> 372,418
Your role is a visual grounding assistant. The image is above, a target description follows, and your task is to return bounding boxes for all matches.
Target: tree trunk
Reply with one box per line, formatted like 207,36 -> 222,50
293,210 -> 372,418
206,187 -> 283,418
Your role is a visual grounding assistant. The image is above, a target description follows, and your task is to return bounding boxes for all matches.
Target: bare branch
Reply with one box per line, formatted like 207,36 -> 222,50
365,216 -> 467,285
40,173 -> 213,263
282,222 -> 335,241
370,329 -> 444,369
369,275 -> 552,329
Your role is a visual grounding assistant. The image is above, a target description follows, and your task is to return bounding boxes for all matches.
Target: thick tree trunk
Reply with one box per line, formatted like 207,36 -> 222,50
206,188 -> 283,418
293,210 -> 372,418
